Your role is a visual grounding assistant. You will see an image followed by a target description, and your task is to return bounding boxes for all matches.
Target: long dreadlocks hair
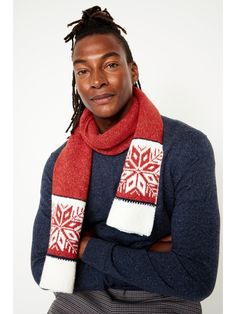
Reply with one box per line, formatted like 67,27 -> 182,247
64,6 -> 142,134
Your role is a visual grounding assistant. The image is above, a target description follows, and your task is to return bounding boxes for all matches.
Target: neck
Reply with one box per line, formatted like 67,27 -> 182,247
94,117 -> 119,134
93,98 -> 134,134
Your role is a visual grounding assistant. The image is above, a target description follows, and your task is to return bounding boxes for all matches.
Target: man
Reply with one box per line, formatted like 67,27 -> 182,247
31,6 -> 219,314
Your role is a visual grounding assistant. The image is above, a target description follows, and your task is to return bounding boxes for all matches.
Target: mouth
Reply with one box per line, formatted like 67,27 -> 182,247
90,93 -> 115,105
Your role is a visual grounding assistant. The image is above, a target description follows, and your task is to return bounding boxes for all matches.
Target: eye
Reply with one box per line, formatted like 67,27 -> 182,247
77,69 -> 89,76
105,62 -> 119,70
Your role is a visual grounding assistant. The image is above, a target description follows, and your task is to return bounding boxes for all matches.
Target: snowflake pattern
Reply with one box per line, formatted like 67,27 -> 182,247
48,198 -> 85,259
117,140 -> 163,203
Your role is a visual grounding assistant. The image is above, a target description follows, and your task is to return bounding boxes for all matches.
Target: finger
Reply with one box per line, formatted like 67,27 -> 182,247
159,235 -> 172,242
149,242 -> 172,253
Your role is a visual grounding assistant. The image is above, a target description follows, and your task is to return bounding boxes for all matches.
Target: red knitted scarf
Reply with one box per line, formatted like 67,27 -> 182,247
40,87 -> 163,293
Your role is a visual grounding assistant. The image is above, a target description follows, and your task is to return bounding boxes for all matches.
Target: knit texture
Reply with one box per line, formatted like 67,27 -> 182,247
31,116 -> 220,301
40,88 -> 164,293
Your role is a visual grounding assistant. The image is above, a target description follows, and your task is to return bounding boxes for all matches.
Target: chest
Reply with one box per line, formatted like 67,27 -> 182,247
83,150 -> 172,247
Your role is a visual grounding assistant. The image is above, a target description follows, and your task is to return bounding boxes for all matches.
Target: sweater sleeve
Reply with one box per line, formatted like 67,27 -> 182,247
31,147 -> 64,285
82,132 -> 220,301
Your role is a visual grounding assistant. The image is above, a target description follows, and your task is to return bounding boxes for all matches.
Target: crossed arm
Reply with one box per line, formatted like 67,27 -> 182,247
78,232 -> 172,259
76,133 -> 220,301
32,131 -> 220,301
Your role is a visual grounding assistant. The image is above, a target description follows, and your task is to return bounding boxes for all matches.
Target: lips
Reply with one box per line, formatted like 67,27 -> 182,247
90,93 -> 115,105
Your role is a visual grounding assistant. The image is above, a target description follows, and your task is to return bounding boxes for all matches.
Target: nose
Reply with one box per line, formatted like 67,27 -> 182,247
90,69 -> 108,89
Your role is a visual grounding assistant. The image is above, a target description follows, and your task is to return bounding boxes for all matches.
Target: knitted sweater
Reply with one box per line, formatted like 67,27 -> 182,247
31,116 -> 220,301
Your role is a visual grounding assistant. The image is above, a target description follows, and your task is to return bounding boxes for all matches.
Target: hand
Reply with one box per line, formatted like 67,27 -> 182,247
78,229 -> 95,259
149,235 -> 172,253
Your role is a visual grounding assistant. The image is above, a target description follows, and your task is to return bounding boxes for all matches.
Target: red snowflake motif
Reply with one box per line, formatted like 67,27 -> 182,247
117,141 -> 163,204
47,201 -> 85,259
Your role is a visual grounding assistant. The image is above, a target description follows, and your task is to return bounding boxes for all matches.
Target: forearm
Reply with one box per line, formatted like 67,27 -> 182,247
31,208 -> 51,284
80,189 -> 219,301
82,230 -> 218,301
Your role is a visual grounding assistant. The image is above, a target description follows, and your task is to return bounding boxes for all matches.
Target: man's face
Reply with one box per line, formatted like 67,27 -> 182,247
72,34 -> 138,127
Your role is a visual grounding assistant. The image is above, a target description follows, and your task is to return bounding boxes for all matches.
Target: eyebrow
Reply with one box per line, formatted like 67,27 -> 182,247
73,52 -> 121,66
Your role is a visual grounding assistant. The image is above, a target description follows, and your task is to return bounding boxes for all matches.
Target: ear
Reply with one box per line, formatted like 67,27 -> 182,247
130,62 -> 139,84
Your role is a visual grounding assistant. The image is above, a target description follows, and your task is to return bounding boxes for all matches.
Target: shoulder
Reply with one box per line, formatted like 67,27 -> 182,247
162,115 -> 214,166
162,115 -> 213,150
42,142 -> 67,175
50,142 -> 67,159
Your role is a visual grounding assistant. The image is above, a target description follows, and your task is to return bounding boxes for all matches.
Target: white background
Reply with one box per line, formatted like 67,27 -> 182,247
14,0 -> 222,313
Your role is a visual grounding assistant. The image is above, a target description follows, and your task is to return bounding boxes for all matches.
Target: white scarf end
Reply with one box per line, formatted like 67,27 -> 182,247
40,255 -> 76,293
106,198 -> 156,236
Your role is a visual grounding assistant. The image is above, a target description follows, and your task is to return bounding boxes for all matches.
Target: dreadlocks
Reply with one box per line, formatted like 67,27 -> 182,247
64,6 -> 141,133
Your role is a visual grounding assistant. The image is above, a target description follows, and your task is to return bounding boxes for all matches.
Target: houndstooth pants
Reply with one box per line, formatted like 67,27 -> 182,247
48,289 -> 202,314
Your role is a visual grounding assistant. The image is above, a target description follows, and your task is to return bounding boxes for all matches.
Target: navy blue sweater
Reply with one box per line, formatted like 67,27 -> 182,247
31,116 -> 220,301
